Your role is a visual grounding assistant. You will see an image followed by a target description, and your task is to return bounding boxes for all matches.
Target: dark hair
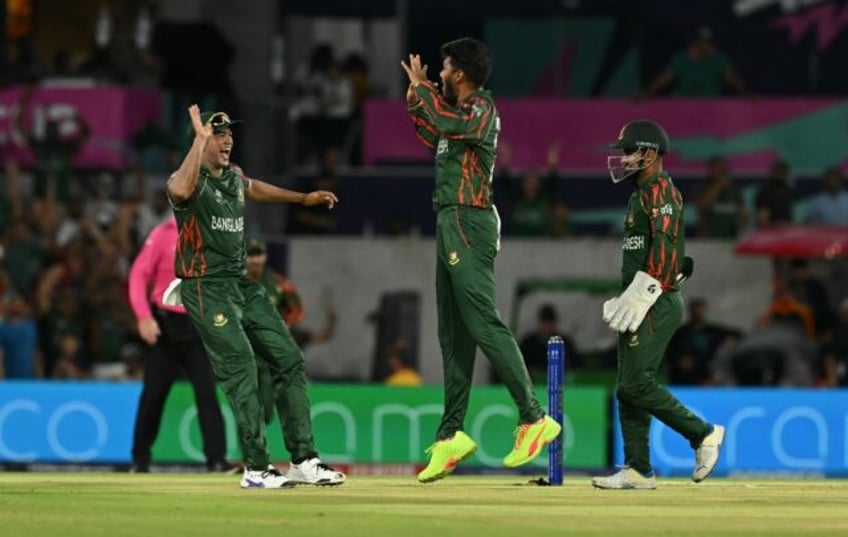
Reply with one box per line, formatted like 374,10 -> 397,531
538,304 -> 557,323
440,37 -> 492,87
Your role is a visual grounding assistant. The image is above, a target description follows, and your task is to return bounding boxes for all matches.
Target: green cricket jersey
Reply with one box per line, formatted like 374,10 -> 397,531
408,82 -> 500,209
257,268 -> 304,326
621,171 -> 684,291
171,166 -> 247,278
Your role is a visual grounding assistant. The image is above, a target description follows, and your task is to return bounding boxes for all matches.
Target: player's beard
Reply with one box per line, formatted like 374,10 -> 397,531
442,78 -> 458,106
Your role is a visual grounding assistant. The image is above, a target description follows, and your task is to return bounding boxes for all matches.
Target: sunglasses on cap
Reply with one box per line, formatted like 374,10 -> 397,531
205,112 -> 243,132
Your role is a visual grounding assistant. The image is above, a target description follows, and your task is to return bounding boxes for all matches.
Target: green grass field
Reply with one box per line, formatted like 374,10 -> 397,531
1,474 -> 846,536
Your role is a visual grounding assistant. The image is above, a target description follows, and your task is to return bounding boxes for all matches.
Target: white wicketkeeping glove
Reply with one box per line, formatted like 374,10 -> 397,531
602,271 -> 662,333
162,278 -> 183,307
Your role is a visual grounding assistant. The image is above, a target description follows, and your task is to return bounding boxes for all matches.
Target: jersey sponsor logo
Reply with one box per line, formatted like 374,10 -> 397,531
212,312 -> 228,328
436,138 -> 448,155
652,203 -> 674,219
448,250 -> 460,266
211,216 -> 244,232
622,235 -> 645,251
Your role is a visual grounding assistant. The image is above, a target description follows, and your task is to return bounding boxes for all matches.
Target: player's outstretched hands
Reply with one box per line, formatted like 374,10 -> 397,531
401,54 -> 428,88
188,104 -> 212,141
304,190 -> 338,209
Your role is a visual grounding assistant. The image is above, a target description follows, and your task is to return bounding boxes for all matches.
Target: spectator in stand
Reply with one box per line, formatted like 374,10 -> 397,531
804,167 -> 848,225
319,61 -> 355,159
755,160 -> 794,227
785,258 -> 834,338
505,304 -> 577,385
384,339 -> 423,386
645,26 -> 752,97
665,298 -> 741,385
499,142 -> 559,237
88,277 -> 136,380
0,266 -> 38,379
51,331 -> 88,380
16,84 -> 91,202
695,155 -> 747,238
549,201 -> 573,238
714,277 -> 817,387
291,43 -> 335,164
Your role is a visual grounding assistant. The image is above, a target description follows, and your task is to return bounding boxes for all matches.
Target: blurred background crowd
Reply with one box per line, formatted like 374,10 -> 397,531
1,0 -> 848,390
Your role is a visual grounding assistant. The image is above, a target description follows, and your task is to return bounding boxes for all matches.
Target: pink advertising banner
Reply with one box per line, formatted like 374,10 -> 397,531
0,85 -> 163,169
364,98 -> 848,174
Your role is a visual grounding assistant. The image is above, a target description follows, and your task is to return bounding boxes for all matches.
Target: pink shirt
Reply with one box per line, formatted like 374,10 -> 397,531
128,217 -> 185,320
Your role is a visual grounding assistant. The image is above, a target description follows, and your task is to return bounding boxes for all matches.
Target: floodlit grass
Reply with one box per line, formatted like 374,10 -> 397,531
1,474 -> 846,536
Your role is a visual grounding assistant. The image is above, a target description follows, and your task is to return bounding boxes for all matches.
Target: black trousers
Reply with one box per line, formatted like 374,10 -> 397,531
131,307 -> 227,467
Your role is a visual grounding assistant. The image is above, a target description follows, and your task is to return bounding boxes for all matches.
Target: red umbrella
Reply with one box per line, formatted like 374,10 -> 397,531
734,225 -> 848,259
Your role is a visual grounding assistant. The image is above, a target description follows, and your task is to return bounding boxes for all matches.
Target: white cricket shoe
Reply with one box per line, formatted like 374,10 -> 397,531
240,465 -> 295,488
692,424 -> 725,483
287,458 -> 346,486
592,467 -> 657,490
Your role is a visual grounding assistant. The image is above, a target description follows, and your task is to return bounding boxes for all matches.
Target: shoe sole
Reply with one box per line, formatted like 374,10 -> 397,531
503,422 -> 562,468
290,478 -> 346,487
692,426 -> 726,483
417,444 -> 478,483
240,482 -> 297,489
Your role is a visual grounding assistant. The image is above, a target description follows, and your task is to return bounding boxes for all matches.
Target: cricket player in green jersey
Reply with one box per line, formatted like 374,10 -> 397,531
593,119 -> 725,490
402,38 -> 560,483
166,105 -> 345,488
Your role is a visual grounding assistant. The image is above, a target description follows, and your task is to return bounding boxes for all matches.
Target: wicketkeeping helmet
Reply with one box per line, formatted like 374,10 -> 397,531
607,119 -> 670,183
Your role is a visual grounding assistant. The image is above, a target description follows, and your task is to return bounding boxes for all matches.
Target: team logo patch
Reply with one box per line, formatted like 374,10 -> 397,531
627,332 -> 639,347
626,211 -> 634,228
213,312 -> 228,327
214,190 -> 224,204
448,250 -> 460,266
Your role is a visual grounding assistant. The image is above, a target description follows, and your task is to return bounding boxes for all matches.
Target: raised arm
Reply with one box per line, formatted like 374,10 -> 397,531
401,53 -> 493,140
167,105 -> 211,202
405,71 -> 439,150
408,99 -> 439,150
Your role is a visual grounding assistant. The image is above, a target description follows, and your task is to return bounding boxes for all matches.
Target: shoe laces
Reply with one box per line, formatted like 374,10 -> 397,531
512,424 -> 530,447
316,462 -> 336,472
262,467 -> 283,478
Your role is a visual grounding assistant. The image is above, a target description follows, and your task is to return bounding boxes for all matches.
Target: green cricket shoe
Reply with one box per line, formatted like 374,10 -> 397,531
417,431 -> 478,483
503,414 -> 562,468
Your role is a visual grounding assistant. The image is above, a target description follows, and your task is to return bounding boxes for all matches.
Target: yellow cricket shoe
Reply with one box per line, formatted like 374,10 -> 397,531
503,414 -> 562,468
417,431 -> 478,483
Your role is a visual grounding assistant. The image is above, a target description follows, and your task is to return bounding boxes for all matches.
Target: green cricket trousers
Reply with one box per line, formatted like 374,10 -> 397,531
435,205 -> 544,440
181,276 -> 315,470
616,291 -> 710,474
